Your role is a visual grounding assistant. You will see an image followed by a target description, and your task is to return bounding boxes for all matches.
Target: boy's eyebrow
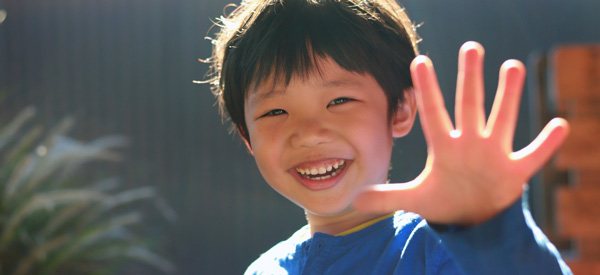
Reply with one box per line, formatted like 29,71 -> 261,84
318,78 -> 363,89
248,76 -> 364,106
248,88 -> 286,107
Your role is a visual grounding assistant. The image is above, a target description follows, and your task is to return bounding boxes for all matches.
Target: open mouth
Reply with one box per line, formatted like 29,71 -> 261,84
295,159 -> 346,181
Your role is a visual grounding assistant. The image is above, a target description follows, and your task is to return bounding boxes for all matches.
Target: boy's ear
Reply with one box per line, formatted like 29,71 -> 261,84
243,137 -> 254,155
237,127 -> 254,155
391,88 -> 417,138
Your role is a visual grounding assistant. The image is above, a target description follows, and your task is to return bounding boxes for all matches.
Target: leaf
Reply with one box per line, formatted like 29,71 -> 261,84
79,187 -> 156,229
40,212 -> 143,275
40,202 -> 91,237
0,190 -> 106,250
12,235 -> 69,275
0,106 -> 36,152
14,135 -> 125,203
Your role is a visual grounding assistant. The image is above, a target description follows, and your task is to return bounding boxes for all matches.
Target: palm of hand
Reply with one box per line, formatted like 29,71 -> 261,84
353,42 -> 569,225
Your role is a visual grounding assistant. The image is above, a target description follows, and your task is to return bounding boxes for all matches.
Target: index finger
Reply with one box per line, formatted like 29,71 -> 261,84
411,56 -> 454,150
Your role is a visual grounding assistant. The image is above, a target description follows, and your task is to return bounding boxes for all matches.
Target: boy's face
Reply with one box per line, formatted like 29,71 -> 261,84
244,58 -> 415,218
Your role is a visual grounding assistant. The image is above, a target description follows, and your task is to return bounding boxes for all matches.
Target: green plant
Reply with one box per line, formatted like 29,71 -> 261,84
0,107 -> 174,274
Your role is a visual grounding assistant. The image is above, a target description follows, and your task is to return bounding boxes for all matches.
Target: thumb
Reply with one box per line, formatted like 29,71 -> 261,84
353,180 -> 424,214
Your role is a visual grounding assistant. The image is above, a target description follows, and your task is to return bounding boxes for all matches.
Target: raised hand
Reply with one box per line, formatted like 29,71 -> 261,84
353,41 -> 569,225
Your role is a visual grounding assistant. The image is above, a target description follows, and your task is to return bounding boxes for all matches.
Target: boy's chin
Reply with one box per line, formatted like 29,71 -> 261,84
293,190 -> 366,218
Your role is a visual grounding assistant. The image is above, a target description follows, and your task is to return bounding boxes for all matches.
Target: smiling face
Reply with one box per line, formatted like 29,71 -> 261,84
244,58 -> 415,222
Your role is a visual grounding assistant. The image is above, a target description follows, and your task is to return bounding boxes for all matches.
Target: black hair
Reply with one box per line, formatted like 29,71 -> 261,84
205,0 -> 420,143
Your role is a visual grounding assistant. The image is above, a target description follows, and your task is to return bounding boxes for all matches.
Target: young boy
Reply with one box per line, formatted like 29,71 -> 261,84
205,0 -> 573,273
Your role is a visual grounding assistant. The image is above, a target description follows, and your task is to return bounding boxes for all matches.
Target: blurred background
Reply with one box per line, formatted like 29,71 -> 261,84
0,0 -> 599,273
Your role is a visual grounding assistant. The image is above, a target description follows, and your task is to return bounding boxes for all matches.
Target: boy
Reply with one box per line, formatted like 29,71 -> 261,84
205,0 -> 573,273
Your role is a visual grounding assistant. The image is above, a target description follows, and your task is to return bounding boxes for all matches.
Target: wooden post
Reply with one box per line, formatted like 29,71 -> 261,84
551,44 -> 600,274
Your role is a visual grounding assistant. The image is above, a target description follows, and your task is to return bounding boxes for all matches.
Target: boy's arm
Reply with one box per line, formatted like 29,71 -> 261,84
353,41 -> 571,273
430,193 -> 572,274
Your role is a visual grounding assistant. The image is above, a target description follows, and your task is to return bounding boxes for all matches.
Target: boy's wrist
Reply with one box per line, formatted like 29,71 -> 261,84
426,195 -> 524,236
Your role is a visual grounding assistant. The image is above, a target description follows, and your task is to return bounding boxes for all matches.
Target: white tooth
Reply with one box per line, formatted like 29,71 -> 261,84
322,175 -> 331,180
331,171 -> 337,177
311,168 -> 318,175
333,163 -> 339,169
327,165 -> 332,172
340,160 -> 345,166
319,167 -> 326,174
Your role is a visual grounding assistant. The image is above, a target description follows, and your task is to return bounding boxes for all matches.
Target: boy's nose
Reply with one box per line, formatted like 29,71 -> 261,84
289,117 -> 334,148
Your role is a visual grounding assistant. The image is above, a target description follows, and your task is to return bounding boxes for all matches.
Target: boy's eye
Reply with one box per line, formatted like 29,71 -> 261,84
328,97 -> 354,106
261,109 -> 286,117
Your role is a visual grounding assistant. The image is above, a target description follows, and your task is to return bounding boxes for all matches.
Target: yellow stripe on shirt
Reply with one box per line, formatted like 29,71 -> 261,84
335,213 -> 395,236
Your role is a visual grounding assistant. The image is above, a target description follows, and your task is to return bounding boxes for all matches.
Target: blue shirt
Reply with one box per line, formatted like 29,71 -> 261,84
245,199 -> 572,274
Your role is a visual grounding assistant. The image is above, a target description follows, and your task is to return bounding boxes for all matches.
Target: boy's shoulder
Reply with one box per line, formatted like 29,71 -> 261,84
244,224 -> 311,275
244,212 -> 447,275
